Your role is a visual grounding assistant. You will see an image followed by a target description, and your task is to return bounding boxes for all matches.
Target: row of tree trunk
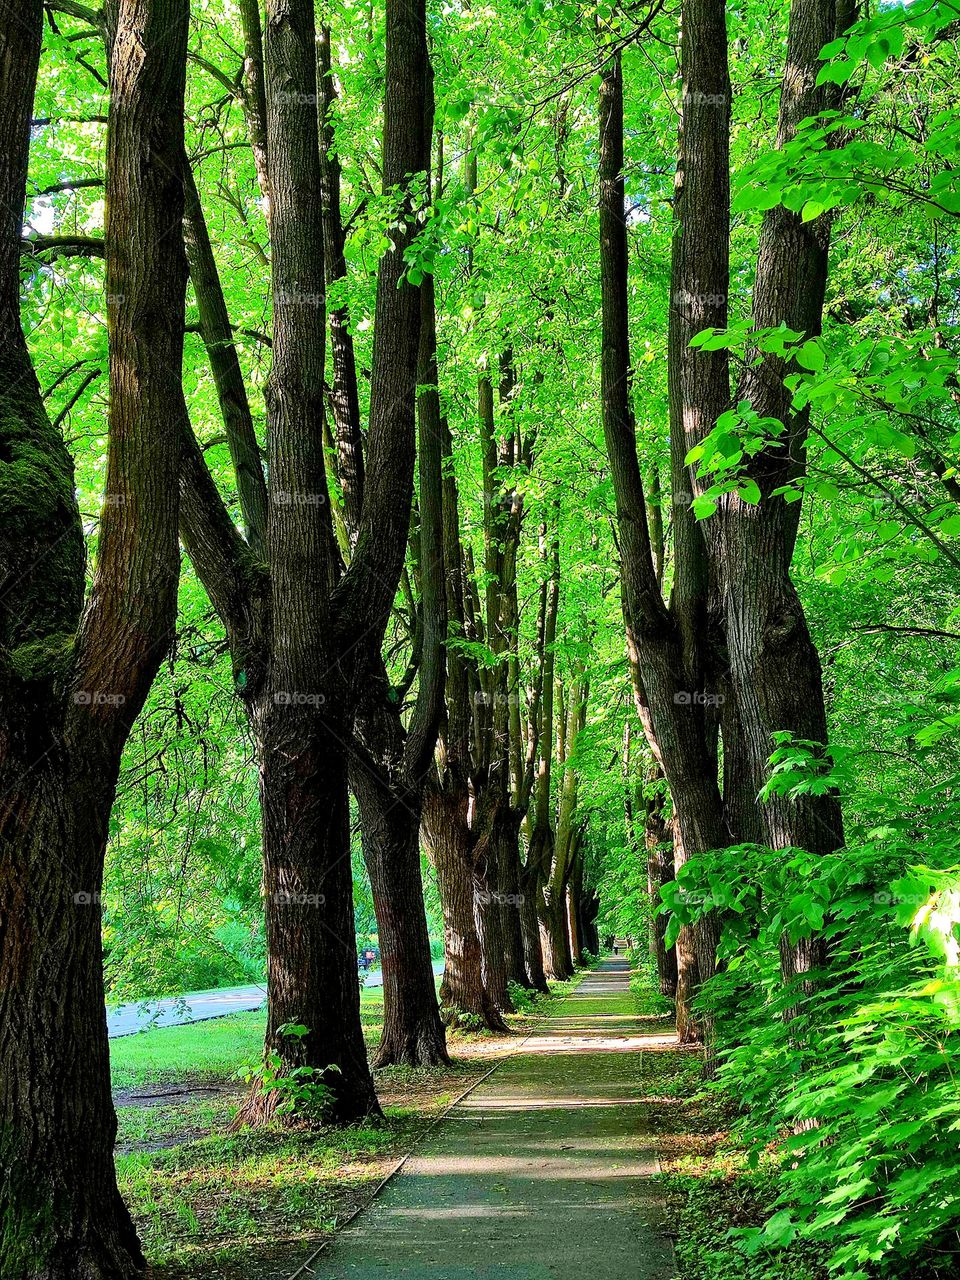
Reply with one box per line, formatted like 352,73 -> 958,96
598,0 -> 851,1042
1,0 -> 600,1275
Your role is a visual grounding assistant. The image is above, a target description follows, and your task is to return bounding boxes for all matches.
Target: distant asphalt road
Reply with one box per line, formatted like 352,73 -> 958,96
107,960 -> 445,1038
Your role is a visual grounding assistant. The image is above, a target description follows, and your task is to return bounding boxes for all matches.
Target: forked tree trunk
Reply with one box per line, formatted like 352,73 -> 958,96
313,51 -> 446,1067
600,40 -> 730,1049
231,0 -> 429,1121
249,0 -> 382,1125
1,1 -> 189,1272
713,0 -> 850,992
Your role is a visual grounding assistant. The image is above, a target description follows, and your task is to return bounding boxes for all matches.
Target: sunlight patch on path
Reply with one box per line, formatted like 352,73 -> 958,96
307,958 -> 677,1280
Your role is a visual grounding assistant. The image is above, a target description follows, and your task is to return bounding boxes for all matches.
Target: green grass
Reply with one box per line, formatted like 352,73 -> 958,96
112,1012 -> 267,1091
110,987 -> 389,1091
116,1119 -> 405,1276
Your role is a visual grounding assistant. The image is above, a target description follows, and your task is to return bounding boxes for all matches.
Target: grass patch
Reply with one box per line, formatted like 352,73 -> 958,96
111,1012 -> 266,1091
110,988 -> 390,1091
116,1119 -> 404,1278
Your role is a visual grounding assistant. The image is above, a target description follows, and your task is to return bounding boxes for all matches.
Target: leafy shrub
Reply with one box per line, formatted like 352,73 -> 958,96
664,804 -> 960,1278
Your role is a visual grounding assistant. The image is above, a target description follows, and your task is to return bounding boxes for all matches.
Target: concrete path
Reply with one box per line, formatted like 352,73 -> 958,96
310,957 -> 676,1280
106,961 -> 445,1038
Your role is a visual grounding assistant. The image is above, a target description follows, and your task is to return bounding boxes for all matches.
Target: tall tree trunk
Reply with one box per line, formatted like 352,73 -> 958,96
1,1 -> 189,1273
0,780 -> 145,1280
579,890 -> 600,956
240,0 -> 379,1127
600,41 -> 729,1046
249,704 -> 379,1124
237,0 -> 270,204
645,788 -> 678,998
354,775 -> 448,1067
663,0 -> 732,1030
566,883 -> 581,966
539,881 -> 573,981
351,681 -> 448,1067
181,161 -> 267,555
474,858 -> 515,1012
711,0 -> 850,989
674,918 -> 702,1044
310,38 -> 446,1068
495,808 -> 529,986
317,25 -> 364,543
238,0 -> 430,1122
624,724 -> 678,998
424,789 -> 508,1031
519,869 -> 549,991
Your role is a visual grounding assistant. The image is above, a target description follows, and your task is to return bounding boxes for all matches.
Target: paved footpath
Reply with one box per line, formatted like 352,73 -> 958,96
310,957 -> 677,1280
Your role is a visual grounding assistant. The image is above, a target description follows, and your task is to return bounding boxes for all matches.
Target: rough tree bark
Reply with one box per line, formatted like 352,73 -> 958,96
317,25 -> 364,542
423,789 -> 507,1031
539,678 -> 587,980
423,406 -> 508,1029
349,265 -> 450,1067
0,1 -> 188,1273
315,46 -> 448,1066
526,532 -> 575,981
177,0 -> 430,1124
181,161 -> 267,556
710,0 -> 850,988
623,722 -> 678,998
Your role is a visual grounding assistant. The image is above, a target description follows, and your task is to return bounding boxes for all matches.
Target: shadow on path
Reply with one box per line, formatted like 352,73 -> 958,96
309,957 -> 677,1279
